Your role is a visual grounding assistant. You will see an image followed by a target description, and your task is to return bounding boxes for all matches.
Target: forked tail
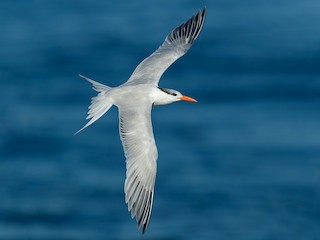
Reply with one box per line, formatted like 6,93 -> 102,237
75,74 -> 113,134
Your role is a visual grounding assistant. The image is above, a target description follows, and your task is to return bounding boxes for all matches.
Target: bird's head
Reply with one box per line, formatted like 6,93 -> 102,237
154,87 -> 197,105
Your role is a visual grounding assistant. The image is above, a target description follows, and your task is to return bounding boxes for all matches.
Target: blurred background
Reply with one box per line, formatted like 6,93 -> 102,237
1,0 -> 320,239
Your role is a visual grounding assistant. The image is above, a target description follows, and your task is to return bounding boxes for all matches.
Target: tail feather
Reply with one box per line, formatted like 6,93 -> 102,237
75,75 -> 113,135
79,74 -> 111,92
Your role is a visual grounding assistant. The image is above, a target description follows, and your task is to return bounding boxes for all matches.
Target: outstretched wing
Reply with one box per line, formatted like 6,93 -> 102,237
126,7 -> 206,86
119,102 -> 157,233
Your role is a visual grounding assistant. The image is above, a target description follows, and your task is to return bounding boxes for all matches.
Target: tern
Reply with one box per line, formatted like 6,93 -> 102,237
77,7 -> 206,233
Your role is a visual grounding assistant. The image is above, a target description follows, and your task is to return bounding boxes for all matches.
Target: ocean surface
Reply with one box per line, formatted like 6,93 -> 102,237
1,0 -> 320,239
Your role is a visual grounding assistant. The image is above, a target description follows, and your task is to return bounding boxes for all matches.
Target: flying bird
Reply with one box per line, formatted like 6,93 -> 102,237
76,7 -> 206,233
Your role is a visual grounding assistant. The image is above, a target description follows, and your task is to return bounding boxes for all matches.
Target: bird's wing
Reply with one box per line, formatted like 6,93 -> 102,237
119,102 -> 157,233
126,7 -> 206,86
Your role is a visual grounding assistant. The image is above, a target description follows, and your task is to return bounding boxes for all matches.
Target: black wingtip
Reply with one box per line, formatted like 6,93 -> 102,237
142,225 -> 147,234
192,7 -> 206,41
167,7 -> 206,45
202,7 -> 206,18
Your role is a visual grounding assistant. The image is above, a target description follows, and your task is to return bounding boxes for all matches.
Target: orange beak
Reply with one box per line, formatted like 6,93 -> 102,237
179,95 -> 197,102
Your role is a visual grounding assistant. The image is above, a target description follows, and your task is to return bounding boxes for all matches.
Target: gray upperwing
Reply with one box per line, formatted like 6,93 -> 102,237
126,7 -> 206,86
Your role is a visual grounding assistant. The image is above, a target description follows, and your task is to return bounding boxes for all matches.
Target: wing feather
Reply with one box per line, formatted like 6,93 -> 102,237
126,7 -> 206,86
119,104 -> 157,233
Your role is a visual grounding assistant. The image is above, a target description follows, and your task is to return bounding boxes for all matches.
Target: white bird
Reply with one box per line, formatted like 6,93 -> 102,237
76,7 -> 206,233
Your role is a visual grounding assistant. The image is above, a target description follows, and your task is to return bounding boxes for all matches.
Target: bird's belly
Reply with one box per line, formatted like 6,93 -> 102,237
111,84 -> 157,108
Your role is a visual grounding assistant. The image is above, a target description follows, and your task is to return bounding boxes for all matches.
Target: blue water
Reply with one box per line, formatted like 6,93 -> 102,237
1,0 -> 320,239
